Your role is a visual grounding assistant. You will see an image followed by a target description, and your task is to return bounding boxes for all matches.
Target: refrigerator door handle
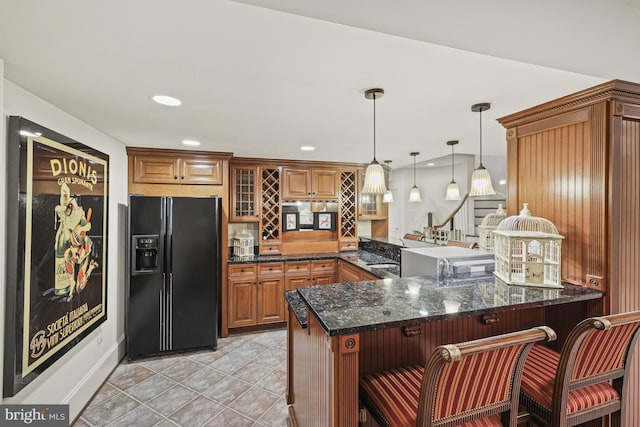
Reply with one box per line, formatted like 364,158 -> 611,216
166,197 -> 173,274
169,272 -> 173,350
160,273 -> 165,351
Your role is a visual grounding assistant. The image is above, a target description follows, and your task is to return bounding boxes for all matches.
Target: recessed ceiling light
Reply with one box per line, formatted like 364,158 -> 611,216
182,139 -> 201,146
427,162 -> 435,166
19,130 -> 42,137
152,95 -> 182,106
300,146 -> 315,151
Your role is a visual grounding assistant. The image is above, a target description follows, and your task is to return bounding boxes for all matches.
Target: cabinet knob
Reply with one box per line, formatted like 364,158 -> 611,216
241,268 -> 244,272
269,267 -> 273,270
174,175 -> 178,179
181,175 -> 185,179
296,266 -> 300,269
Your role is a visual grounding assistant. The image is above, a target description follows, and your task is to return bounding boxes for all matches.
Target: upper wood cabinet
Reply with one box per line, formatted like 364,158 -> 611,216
282,167 -> 338,200
132,153 -> 222,185
230,164 -> 259,222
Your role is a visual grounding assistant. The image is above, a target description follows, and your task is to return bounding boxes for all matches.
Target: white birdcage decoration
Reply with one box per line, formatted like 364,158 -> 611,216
233,230 -> 255,258
493,203 -> 564,288
478,204 -> 507,252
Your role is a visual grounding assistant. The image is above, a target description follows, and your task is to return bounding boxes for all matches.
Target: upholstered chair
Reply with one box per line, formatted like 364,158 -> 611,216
519,311 -> 640,427
359,326 -> 556,427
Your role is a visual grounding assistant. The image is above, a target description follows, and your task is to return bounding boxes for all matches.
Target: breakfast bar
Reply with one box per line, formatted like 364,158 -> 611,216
285,275 -> 603,427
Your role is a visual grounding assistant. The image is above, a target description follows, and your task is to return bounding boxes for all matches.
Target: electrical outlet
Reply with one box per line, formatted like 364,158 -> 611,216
97,327 -> 103,344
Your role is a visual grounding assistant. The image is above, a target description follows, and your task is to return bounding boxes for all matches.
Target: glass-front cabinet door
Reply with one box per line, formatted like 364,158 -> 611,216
231,165 -> 259,222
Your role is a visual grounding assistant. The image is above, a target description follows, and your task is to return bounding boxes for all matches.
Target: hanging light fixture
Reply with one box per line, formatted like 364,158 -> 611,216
408,152 -> 422,203
445,140 -> 462,200
361,88 -> 387,194
469,102 -> 496,196
382,160 -> 394,203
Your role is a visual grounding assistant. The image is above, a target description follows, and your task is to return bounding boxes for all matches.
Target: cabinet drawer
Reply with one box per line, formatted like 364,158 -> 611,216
260,243 -> 281,255
339,241 -> 358,251
258,262 -> 284,276
311,259 -> 335,273
228,264 -> 257,278
285,261 -> 311,275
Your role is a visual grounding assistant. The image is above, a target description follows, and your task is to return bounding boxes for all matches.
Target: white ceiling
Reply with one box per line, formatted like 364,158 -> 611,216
1,0 -> 638,169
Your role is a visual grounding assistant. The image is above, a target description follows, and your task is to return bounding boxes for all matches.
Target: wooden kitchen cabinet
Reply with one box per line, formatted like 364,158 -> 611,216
285,260 -> 336,289
282,167 -> 338,200
228,264 -> 258,328
231,164 -> 259,222
337,259 -> 377,282
132,154 -> 222,185
228,262 -> 285,328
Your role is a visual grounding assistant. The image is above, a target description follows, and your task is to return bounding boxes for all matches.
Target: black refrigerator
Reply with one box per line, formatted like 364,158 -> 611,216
127,196 -> 221,359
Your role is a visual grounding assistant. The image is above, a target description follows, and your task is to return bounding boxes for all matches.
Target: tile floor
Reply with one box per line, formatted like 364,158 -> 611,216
73,329 -> 288,427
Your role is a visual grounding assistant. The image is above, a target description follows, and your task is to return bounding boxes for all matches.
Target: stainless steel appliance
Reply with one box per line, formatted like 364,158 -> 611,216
127,196 -> 221,359
400,246 -> 494,279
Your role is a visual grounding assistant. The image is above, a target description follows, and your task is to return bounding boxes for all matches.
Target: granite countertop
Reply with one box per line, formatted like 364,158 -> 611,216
296,276 -> 603,336
284,290 -> 308,328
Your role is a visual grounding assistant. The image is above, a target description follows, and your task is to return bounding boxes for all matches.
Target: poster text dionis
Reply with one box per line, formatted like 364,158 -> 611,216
23,136 -> 108,375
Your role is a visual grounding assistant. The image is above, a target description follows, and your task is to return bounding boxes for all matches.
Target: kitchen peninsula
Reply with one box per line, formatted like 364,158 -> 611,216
285,275 -> 603,427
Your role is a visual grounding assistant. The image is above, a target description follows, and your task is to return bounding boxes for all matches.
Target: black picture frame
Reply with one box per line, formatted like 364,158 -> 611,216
3,117 -> 109,397
313,212 -> 336,231
283,212 -> 299,231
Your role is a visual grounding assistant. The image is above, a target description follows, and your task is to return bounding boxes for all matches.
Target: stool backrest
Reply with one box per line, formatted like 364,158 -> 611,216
553,311 -> 640,421
445,240 -> 478,249
417,326 -> 556,427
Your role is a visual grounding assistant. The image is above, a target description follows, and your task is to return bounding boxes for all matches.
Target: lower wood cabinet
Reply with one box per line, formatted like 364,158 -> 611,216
337,259 -> 378,282
285,260 -> 336,290
228,262 -> 285,328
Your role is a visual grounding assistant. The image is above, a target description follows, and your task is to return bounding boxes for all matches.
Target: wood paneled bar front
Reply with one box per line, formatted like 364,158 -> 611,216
285,276 -> 602,427
497,80 -> 640,425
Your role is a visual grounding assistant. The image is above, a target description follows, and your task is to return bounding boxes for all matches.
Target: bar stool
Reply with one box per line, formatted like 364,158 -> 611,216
359,327 -> 556,427
519,311 -> 640,427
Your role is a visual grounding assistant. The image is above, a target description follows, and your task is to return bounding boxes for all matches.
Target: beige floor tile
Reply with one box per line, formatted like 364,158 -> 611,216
257,398 -> 289,426
126,374 -> 178,402
203,408 -> 254,427
229,387 -> 279,421
107,364 -> 156,391
86,382 -> 120,407
231,360 -> 274,384
202,376 -> 253,405
168,395 -> 224,426
82,393 -> 140,425
185,349 -> 228,365
255,369 -> 287,396
256,347 -> 286,367
138,354 -> 183,373
160,358 -> 203,382
180,367 -> 227,393
146,384 -> 198,416
106,405 -> 164,427
209,352 -> 251,375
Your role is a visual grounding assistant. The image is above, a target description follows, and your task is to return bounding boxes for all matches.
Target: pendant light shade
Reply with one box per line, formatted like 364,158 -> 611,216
469,103 -> 496,196
445,140 -> 462,201
382,160 -> 394,203
361,88 -> 387,195
408,152 -> 422,203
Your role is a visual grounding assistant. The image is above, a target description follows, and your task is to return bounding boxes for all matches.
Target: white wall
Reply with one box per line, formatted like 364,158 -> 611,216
1,76 -> 128,420
388,153 -> 507,241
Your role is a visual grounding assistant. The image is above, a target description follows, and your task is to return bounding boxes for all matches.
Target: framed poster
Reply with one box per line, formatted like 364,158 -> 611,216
313,212 -> 336,231
3,117 -> 109,397
283,212 -> 299,231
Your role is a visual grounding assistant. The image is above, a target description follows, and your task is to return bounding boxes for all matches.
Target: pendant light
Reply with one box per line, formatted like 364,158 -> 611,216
408,152 -> 422,203
382,160 -> 394,203
361,88 -> 387,194
469,102 -> 496,196
445,140 -> 462,200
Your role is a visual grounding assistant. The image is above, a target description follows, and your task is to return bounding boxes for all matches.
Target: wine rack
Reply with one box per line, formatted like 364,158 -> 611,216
339,170 -> 357,241
261,167 -> 281,245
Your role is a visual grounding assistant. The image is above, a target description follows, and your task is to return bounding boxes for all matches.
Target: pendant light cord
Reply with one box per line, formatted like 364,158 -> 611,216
479,108 -> 483,167
451,145 -> 455,181
372,92 -> 377,161
413,154 -> 416,186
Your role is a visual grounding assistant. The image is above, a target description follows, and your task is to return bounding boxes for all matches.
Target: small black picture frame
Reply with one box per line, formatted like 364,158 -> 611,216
313,212 -> 336,231
283,212 -> 299,231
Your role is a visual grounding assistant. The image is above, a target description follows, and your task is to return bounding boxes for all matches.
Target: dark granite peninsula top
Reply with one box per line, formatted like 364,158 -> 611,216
296,276 -> 603,336
285,290 -> 308,328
